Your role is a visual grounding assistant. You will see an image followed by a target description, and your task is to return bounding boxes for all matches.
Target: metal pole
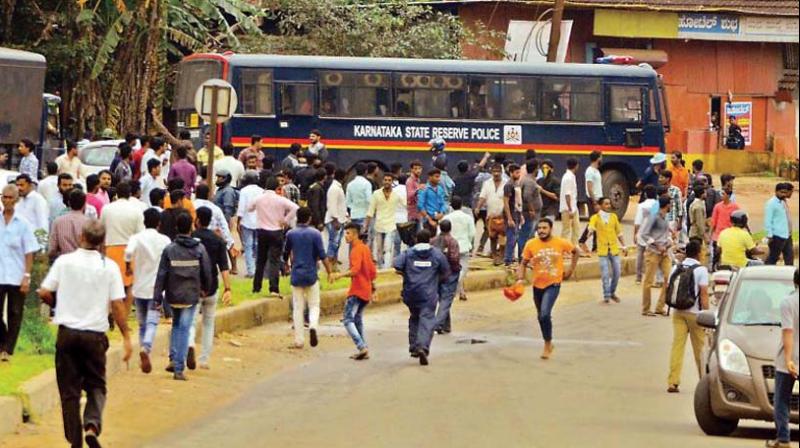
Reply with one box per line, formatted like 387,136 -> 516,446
547,0 -> 565,63
207,85 -> 219,195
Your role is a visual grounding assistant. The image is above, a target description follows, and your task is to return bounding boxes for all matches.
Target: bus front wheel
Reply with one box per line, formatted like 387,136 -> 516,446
602,169 -> 630,220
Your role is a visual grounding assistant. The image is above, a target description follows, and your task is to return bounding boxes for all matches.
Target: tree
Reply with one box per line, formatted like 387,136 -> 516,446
246,0 -> 503,60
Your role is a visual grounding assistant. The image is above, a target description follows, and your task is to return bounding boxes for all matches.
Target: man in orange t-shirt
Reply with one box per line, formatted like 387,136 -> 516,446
516,218 -> 579,360
670,151 -> 689,198
330,222 -> 376,360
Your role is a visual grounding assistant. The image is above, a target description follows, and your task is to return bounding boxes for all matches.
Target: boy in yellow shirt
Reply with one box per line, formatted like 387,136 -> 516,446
586,197 -> 627,303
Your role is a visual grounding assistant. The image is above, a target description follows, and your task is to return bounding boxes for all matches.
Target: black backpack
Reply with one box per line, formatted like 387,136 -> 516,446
666,263 -> 702,310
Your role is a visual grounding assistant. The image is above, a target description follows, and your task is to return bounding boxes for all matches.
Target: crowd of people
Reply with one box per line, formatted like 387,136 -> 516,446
0,128 -> 797,447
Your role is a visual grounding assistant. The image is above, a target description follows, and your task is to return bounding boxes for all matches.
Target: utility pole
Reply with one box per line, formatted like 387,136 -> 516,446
547,0 -> 566,62
206,85 -> 219,195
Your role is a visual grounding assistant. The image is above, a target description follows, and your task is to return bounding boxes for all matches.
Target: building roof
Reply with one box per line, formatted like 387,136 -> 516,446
416,0 -> 799,17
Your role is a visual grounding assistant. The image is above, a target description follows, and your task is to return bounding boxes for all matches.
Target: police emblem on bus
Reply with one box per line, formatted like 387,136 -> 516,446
503,125 -> 522,145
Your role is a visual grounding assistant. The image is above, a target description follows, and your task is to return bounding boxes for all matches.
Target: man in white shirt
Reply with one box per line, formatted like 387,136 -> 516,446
392,174 -> 409,261
214,144 -> 245,188
37,162 -> 60,203
140,158 -> 163,207
475,164 -> 506,262
560,157 -> 580,245
14,174 -> 49,235
124,209 -> 171,373
141,138 -> 168,184
193,183 -> 235,251
579,150 -> 603,254
324,168 -> 348,262
55,140 -> 83,180
99,181 -> 145,308
236,171 -> 264,277
634,185 -> 658,284
365,173 -> 406,268
37,220 -> 132,448
444,195 -> 476,301
666,239 -> 709,393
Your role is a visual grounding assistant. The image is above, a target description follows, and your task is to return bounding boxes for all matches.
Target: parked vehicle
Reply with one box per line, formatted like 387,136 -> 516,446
78,139 -> 123,177
0,47 -> 63,175
694,265 -> 798,436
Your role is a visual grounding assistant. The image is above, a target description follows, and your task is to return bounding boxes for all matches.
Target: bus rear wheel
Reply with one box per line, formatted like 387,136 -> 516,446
602,169 -> 630,220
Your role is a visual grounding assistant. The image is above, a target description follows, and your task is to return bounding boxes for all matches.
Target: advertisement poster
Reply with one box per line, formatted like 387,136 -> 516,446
725,102 -> 752,146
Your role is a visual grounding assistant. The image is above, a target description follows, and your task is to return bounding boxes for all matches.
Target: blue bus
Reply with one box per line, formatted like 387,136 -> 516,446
173,53 -> 669,215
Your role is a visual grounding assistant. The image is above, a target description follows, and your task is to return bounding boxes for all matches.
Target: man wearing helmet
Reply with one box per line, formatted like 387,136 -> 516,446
717,210 -> 764,268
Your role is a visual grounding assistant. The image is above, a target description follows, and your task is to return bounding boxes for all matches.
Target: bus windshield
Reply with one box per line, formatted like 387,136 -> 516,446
173,60 -> 223,110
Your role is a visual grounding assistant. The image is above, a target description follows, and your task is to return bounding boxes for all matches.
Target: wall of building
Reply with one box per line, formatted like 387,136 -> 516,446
458,3 -> 798,163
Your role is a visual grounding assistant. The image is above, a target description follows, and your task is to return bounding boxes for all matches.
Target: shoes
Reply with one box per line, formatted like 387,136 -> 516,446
165,362 -> 175,373
653,282 -> 664,288
310,328 -> 318,347
642,311 -> 656,317
459,294 -> 468,302
540,343 -> 554,360
350,348 -> 369,361
417,350 -> 429,366
410,351 -> 420,358
765,440 -> 791,448
199,363 -> 210,370
187,347 -> 196,370
611,295 -> 621,303
139,351 -> 151,374
635,279 -> 642,285
268,292 -> 283,299
435,328 -> 445,335
600,298 -> 610,304
173,372 -> 188,381
667,384 -> 680,393
654,310 -> 668,316
0,351 -> 9,362
84,425 -> 101,448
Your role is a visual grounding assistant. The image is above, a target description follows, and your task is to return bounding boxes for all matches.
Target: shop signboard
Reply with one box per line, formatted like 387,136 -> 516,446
724,102 -> 752,146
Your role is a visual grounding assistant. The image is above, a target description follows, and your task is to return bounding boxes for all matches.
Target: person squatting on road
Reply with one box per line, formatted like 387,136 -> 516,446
516,218 -> 579,360
38,220 -> 133,448
394,229 -> 451,366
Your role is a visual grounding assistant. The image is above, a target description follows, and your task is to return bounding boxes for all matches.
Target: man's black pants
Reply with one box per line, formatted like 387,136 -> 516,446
55,326 -> 108,448
253,229 -> 284,294
0,284 -> 25,355
766,236 -> 794,266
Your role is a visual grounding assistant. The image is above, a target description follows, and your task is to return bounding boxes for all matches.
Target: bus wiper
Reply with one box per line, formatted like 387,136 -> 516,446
741,322 -> 781,327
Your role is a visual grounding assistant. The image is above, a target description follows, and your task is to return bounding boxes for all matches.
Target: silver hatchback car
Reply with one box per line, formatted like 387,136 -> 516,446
694,266 -> 798,436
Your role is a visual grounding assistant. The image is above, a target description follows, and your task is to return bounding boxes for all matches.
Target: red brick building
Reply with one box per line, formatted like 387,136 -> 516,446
438,0 -> 799,171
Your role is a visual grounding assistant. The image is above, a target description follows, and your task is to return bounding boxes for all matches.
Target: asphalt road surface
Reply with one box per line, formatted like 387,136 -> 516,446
136,277 -> 793,448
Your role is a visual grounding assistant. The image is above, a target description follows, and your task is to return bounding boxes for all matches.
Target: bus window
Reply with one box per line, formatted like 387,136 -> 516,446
320,71 -> 390,117
468,77 -> 501,119
240,70 -> 274,115
501,77 -> 539,120
173,60 -> 222,111
609,85 -> 643,123
395,74 -> 465,119
280,83 -> 315,116
542,78 -> 601,122
648,88 -> 659,123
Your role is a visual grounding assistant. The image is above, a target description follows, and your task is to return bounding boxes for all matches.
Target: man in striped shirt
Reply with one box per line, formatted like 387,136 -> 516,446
48,190 -> 90,261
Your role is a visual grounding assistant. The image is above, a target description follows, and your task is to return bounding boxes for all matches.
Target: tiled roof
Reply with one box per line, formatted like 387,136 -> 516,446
418,0 -> 799,16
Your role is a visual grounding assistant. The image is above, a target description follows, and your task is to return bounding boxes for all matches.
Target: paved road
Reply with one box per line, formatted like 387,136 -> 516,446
142,277 -> 790,448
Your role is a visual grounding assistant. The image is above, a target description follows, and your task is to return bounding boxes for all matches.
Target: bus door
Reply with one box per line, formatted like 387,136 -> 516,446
604,83 -> 647,149
275,80 -> 317,153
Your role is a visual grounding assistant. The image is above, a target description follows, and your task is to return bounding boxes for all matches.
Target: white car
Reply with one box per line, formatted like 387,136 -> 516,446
78,139 -> 124,177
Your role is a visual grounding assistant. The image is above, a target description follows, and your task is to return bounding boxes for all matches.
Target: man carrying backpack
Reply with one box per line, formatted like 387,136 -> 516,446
666,239 -> 709,393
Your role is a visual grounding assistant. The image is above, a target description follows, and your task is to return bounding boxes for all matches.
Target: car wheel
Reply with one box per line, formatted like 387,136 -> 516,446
694,375 -> 739,436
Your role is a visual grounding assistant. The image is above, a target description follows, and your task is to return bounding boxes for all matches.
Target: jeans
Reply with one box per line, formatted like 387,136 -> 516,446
240,226 -> 258,276
533,284 -> 561,342
134,298 -> 160,354
667,311 -> 704,386
393,228 -> 403,259
773,371 -> 797,443
435,273 -> 460,332
504,221 -> 519,264
456,252 -> 470,297
766,236 -> 794,266
372,230 -> 394,269
326,222 -> 344,260
55,327 -> 108,448
168,304 -> 197,374
292,283 -> 320,346
188,294 -> 217,364
517,218 -> 534,260
0,284 -> 24,355
343,296 -> 368,350
254,229 -> 284,294
407,301 -> 437,355
598,254 -> 621,299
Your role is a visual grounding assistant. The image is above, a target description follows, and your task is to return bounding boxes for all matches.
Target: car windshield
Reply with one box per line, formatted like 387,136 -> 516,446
81,145 -> 117,167
728,279 -> 795,325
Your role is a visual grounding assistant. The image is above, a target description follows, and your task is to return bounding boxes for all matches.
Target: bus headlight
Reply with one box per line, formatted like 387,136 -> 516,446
719,339 -> 750,376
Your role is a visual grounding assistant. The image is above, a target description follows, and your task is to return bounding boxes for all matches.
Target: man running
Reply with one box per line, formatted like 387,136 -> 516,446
516,218 -> 579,360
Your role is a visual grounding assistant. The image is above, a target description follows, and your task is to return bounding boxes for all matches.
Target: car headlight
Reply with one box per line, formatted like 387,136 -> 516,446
719,339 -> 751,376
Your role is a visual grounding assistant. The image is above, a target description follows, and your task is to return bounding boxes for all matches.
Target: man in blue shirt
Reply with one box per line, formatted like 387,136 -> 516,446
394,229 -> 450,366
765,182 -> 794,266
636,153 -> 666,202
1,184 -> 40,361
284,207 -> 332,349
417,168 -> 449,234
345,162 -> 372,227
